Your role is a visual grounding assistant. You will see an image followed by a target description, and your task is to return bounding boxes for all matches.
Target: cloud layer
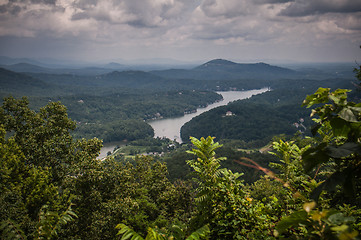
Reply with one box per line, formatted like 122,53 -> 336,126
0,0 -> 360,62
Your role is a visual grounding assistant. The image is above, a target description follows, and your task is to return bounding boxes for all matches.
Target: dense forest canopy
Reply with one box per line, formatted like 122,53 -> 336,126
1,57 -> 360,239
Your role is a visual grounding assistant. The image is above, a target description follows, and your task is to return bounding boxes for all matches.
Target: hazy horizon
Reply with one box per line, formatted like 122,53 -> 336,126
0,55 -> 358,68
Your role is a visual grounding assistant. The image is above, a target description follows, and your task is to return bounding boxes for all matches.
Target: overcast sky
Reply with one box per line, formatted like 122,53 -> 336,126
0,0 -> 360,64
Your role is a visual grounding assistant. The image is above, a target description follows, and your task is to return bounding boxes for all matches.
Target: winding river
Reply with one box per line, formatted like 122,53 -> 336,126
98,88 -> 268,158
148,88 -> 268,143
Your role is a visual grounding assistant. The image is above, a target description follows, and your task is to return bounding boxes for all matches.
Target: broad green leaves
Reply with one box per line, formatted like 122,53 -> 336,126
34,204 -> 77,240
301,88 -> 361,200
116,223 -> 145,240
115,223 -> 210,240
275,202 -> 358,239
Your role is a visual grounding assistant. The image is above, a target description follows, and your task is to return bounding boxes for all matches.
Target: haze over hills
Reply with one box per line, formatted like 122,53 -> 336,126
0,62 -> 123,76
2,58 -> 304,81
0,58 -> 356,96
0,67 -> 45,86
0,68 -> 50,96
0,56 -> 355,78
2,63 -> 55,74
0,56 -> 45,66
0,56 -> 199,72
151,59 -> 301,80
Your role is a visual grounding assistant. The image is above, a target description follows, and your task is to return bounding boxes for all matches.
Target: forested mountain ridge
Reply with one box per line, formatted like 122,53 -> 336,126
0,66 -> 224,142
194,59 -> 298,76
181,88 -> 312,143
180,73 -> 355,144
1,63 -> 53,73
0,67 -> 45,86
0,60 -> 356,143
99,70 -> 169,88
2,58 -> 345,82
0,67 -> 50,96
151,59 -> 301,80
1,62 -> 126,76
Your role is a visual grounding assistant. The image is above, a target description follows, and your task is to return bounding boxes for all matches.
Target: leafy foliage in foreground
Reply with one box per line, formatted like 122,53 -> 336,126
186,136 -> 276,239
116,223 -> 210,240
302,87 -> 361,201
0,97 -> 194,239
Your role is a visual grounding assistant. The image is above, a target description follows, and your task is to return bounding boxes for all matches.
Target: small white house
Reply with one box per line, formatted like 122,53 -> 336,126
226,111 -> 234,116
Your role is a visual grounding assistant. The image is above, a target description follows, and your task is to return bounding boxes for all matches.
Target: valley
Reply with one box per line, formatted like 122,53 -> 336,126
1,58 -> 355,148
1,56 -> 360,239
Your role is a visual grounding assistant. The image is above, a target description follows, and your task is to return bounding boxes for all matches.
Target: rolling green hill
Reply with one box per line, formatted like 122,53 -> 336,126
0,67 -> 50,97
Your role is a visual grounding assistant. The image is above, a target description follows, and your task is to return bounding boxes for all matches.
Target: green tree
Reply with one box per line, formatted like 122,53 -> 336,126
302,88 -> 361,202
187,136 -> 275,239
273,86 -> 361,239
1,97 -> 82,183
0,97 -> 102,239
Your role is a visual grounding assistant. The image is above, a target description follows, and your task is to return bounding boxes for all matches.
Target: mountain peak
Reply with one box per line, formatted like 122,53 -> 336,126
203,59 -> 237,66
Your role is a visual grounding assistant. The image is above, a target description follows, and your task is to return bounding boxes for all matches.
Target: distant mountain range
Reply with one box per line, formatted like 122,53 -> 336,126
0,58 -> 356,97
0,56 -> 45,66
0,56 -> 198,72
0,62 -> 124,76
151,59 -> 301,80
0,67 -> 45,87
1,58 -> 302,79
0,67 -> 50,97
0,57 -> 354,79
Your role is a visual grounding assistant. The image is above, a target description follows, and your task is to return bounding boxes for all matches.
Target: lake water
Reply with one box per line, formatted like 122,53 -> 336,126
98,88 -> 268,158
148,88 -> 268,143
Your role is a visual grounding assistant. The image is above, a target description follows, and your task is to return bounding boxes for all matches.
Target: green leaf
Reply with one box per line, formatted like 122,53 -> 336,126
310,171 -> 347,201
302,88 -> 331,108
348,106 -> 361,112
302,143 -> 329,172
331,225 -> 349,232
116,224 -> 144,240
276,210 -> 308,235
325,142 -> 361,158
145,227 -> 165,240
330,118 -> 351,137
186,225 -> 210,240
0,220 -> 26,240
339,108 -> 358,123
328,213 -> 346,226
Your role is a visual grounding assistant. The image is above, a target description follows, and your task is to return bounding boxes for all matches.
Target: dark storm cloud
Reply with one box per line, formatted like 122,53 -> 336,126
0,4 -> 22,15
30,0 -> 56,4
334,12 -> 361,30
69,0 -> 192,28
6,0 -> 56,5
0,0 -> 360,63
0,0 -> 55,16
280,0 -> 361,17
254,0 -> 294,4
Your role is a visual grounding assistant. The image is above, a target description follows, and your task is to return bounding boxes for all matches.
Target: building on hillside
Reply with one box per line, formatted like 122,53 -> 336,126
225,111 -> 234,116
